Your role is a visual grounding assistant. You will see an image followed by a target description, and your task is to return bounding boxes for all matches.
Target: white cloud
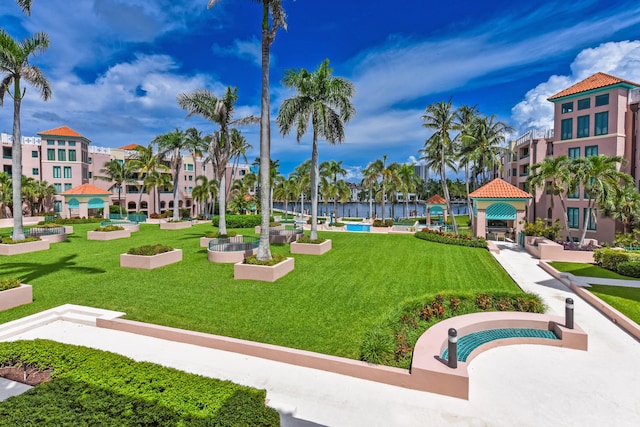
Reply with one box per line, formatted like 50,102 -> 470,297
212,37 -> 263,67
511,40 -> 640,132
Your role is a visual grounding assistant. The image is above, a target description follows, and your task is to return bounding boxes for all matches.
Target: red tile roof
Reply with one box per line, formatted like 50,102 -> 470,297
119,143 -> 142,150
548,72 -> 640,101
469,179 -> 532,199
60,183 -> 111,196
425,195 -> 446,204
38,125 -> 89,141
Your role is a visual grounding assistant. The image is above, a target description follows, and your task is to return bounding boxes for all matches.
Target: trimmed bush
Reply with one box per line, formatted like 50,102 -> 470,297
373,219 -> 393,227
244,254 -> 286,266
95,225 -> 125,232
127,244 -> 173,256
307,217 -> 326,224
593,248 -> 640,271
0,236 -> 41,244
212,214 -> 269,228
205,230 -> 238,238
0,278 -> 21,291
616,261 -> 640,278
415,230 -> 487,248
297,236 -> 326,244
40,217 -> 103,225
0,340 -> 279,426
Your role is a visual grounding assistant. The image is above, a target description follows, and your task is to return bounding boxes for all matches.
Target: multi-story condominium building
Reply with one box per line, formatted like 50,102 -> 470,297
501,72 -> 640,244
1,126 -> 252,217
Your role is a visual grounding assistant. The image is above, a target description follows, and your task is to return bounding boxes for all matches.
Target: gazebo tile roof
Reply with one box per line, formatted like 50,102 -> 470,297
469,179 -> 532,199
425,195 -> 446,204
60,183 -> 111,196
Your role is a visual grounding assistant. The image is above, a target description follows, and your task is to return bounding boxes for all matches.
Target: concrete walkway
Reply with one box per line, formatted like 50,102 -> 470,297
1,243 -> 639,426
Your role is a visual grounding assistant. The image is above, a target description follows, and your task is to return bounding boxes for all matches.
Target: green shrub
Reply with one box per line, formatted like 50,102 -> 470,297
40,217 -> 103,225
127,244 -> 173,256
307,217 -> 326,224
616,261 -> 640,278
95,225 -> 125,232
269,222 -> 281,227
297,236 -> 326,244
212,214 -> 267,228
0,236 -> 41,244
415,230 -> 487,248
373,219 -> 393,227
332,222 -> 345,227
522,217 -> 562,240
0,340 -> 279,426
205,230 -> 238,238
359,328 -> 395,365
613,231 -> 640,248
593,248 -> 640,271
0,278 -> 21,291
244,254 -> 286,266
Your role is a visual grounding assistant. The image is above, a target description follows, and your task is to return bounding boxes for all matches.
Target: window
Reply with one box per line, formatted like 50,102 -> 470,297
53,166 -> 61,178
53,183 -> 61,193
47,140 -> 55,145
54,200 -> 61,212
1,147 -> 10,159
58,140 -> 65,146
568,207 -> 579,229
47,148 -> 55,160
188,175 -> 193,181
31,150 -> 38,158
64,183 -> 72,191
63,166 -> 72,178
545,181 -> 552,195
512,167 -> 517,177
577,115 -> 590,138
585,145 -> 598,157
68,141 -> 76,146
32,168 -> 39,176
188,164 -> 194,171
88,157 -> 92,164
584,208 -> 596,230
595,94 -> 609,106
577,98 -> 591,110
561,118 -> 573,140
594,112 -> 608,135
88,172 -> 92,179
189,186 -> 193,192
561,102 -> 573,113
69,150 -> 76,161
568,147 -> 580,158
568,186 -> 580,199
58,149 -> 66,161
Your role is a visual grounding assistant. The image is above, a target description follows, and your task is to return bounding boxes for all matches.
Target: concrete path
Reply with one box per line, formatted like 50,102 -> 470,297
1,243 -> 639,426
0,377 -> 32,402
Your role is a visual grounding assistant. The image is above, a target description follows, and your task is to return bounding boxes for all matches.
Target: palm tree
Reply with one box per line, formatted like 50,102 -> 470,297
570,155 -> 632,247
177,87 -> 258,235
396,163 -> 419,219
0,172 -> 11,218
601,184 -> 640,234
276,59 -> 356,240
207,0 -> 287,262
16,0 -> 33,14
0,29 -> 51,240
128,143 -> 169,214
335,179 -> 351,217
527,155 -> 573,241
320,160 -> 347,217
291,160 -> 311,217
420,99 -> 459,234
192,175 -> 218,217
228,129 -> 252,200
455,104 -> 481,227
467,115 -> 513,183
95,159 -> 137,216
273,175 -> 296,219
32,179 -> 54,214
363,156 -> 400,222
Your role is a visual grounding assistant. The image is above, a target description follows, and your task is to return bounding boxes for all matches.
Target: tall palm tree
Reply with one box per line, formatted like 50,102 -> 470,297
208,0 -> 287,261
467,115 -> 513,183
396,163 -> 419,219
32,179 -> 55,214
420,99 -> 459,234
228,129 -> 252,200
193,175 -> 218,217
320,160 -> 347,217
335,179 -> 351,217
527,155 -> 573,241
570,155 -> 632,247
95,159 -> 137,216
0,172 -> 11,219
363,156 -> 400,222
273,175 -> 296,219
455,104 -> 481,227
177,87 -> 258,235
16,0 -> 33,14
0,29 -> 51,240
291,159 -> 311,217
276,59 -> 356,240
601,184 -> 640,234
128,143 -> 169,214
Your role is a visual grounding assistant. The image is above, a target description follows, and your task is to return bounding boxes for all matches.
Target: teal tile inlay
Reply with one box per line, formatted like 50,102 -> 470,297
442,328 -> 558,362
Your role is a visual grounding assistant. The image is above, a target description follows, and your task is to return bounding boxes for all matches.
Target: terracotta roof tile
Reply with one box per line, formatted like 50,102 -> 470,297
469,178 -> 532,199
425,195 -> 446,204
548,72 -> 640,101
60,183 -> 111,196
38,125 -> 89,140
119,143 -> 142,150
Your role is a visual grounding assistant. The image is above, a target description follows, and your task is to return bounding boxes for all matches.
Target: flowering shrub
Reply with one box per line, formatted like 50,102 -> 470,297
415,230 -> 487,248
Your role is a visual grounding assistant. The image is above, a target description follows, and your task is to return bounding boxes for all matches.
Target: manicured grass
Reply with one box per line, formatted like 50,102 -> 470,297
588,285 -> 640,325
550,261 -> 638,280
0,223 -> 521,360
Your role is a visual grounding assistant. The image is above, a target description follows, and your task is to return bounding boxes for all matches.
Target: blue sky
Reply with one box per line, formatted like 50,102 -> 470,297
2,0 -> 640,180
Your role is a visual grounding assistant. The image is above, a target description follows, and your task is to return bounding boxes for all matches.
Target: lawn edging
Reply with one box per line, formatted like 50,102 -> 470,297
0,284 -> 32,311
87,229 -> 132,241
0,240 -> 50,256
540,260 -> 640,341
234,257 -> 295,282
120,249 -> 183,270
290,239 -> 332,255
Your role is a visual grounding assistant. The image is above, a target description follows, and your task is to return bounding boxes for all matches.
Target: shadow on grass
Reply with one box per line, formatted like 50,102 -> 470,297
589,285 -> 640,303
0,254 -> 106,283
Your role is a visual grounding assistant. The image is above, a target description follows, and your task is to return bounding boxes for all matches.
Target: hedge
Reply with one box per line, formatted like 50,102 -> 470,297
616,261 -> 640,278
0,340 -> 279,426
415,230 -> 488,248
212,214 -> 273,229
127,244 -> 173,256
593,248 -> 640,271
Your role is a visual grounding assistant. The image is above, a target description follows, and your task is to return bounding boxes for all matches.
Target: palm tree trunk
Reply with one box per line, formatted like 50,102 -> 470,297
369,188 -> 373,219
381,182 -> 386,222
558,194 -> 573,242
441,160 -> 458,234
310,131 -> 320,240
218,173 -> 227,234
11,86 -> 25,240
172,150 -> 181,221
465,165 -> 474,229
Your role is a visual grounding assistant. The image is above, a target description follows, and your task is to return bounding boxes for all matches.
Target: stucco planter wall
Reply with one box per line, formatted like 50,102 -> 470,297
39,233 -> 68,243
525,237 -> 595,263
234,257 -> 295,282
209,247 -> 258,263
200,235 -> 244,248
0,284 -> 32,311
64,226 -> 74,234
290,239 -> 332,255
160,221 -> 192,230
0,240 -> 50,256
88,230 -> 132,241
120,249 -> 182,270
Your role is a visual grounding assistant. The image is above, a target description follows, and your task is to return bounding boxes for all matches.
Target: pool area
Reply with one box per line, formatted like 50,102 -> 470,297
345,223 -> 371,232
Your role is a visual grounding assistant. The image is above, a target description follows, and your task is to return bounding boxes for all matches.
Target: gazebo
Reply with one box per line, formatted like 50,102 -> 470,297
425,195 -> 448,225
60,183 -> 111,219
469,179 -> 532,241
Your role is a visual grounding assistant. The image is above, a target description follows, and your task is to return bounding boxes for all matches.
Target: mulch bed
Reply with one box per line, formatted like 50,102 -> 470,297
0,366 -> 52,386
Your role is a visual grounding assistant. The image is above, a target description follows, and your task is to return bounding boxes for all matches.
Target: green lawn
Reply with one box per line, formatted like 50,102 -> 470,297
549,261 -> 638,280
588,285 -> 640,324
0,222 -> 521,360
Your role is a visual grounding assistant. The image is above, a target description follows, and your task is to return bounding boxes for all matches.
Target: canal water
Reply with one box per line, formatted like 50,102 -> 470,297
273,201 -> 468,219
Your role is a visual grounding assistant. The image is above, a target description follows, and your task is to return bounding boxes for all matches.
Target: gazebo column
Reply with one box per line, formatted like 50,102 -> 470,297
475,210 -> 487,239
515,210 -> 526,238
103,201 -> 110,219
79,203 -> 89,218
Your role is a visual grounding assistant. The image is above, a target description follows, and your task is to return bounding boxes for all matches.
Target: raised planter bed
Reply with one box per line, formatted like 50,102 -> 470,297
87,229 -> 132,241
200,235 -> 243,248
120,249 -> 182,270
234,257 -> 295,282
0,284 -> 32,311
525,236 -> 595,263
160,221 -> 192,230
0,240 -> 50,256
39,233 -> 68,243
290,239 -> 332,255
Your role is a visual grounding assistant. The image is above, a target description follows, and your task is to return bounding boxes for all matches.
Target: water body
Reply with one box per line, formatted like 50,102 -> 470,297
273,201 -> 468,219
